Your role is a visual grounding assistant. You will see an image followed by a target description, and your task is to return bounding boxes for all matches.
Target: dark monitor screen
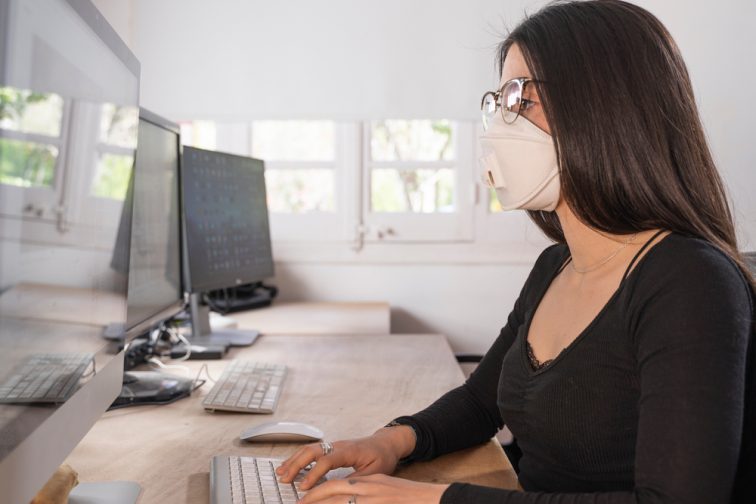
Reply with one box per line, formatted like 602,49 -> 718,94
125,110 -> 183,333
182,146 -> 274,293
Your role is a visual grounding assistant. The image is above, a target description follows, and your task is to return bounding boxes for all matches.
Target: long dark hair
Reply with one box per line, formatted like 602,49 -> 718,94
499,0 -> 754,289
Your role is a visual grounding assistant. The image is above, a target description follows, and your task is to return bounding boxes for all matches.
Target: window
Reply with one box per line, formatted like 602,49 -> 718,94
362,120 -> 474,242
251,120 -> 336,215
179,120 -> 351,241
173,118 -> 552,253
90,104 -> 138,201
370,120 -> 455,213
0,87 -> 65,189
179,121 -> 217,151
0,87 -> 67,221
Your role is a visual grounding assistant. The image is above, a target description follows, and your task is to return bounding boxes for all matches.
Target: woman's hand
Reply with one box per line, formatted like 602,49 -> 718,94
298,474 -> 449,504
276,426 -> 416,490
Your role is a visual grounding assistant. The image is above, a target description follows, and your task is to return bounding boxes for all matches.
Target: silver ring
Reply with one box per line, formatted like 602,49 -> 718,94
320,441 -> 334,456
347,496 -> 357,504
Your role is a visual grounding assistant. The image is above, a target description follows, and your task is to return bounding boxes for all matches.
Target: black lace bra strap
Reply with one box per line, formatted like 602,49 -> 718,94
621,229 -> 667,284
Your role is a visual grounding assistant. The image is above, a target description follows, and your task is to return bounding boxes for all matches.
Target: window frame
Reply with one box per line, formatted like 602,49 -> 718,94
0,99 -> 71,223
67,101 -> 134,233
360,120 -> 475,243
249,120 -> 352,242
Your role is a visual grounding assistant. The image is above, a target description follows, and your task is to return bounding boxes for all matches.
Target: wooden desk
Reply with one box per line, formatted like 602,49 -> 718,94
66,334 -> 517,503
231,301 -> 391,334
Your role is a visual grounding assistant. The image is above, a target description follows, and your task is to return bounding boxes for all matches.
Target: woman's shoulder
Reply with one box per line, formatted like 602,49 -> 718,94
636,233 -> 747,283
627,232 -> 752,312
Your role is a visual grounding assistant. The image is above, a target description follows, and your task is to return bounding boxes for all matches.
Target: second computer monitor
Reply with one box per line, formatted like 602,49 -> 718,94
125,109 -> 185,336
181,146 -> 274,346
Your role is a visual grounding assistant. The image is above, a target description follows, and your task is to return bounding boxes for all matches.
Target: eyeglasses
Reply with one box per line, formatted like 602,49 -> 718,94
481,77 -> 543,128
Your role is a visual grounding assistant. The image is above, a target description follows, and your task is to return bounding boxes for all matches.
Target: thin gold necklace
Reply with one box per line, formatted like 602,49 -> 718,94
571,233 -> 639,274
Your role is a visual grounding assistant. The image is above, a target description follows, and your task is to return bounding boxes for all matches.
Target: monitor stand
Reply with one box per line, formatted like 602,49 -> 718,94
186,292 -> 260,347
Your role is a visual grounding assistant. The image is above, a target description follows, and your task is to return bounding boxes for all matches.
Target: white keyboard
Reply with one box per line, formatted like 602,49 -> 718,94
0,353 -> 94,404
211,456 -> 319,504
203,360 -> 287,413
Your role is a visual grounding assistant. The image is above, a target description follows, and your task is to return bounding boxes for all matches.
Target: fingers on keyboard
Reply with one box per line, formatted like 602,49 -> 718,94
278,443 -> 320,482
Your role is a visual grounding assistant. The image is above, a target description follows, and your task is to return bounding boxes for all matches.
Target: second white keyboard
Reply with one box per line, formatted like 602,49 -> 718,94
203,360 -> 287,413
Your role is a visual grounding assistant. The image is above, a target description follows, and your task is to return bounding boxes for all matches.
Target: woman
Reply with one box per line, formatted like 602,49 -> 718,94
277,1 -> 755,502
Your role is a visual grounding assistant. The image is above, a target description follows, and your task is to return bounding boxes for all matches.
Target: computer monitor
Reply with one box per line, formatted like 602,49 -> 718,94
0,0 -> 140,502
125,108 -> 184,336
181,146 -> 274,346
108,108 -> 194,410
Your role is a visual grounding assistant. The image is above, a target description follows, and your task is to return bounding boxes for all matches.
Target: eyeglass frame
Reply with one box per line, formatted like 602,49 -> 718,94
480,77 -> 545,125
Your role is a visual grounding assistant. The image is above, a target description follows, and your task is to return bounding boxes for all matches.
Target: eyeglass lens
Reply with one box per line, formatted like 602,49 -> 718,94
501,79 -> 524,123
481,79 -> 526,129
481,92 -> 497,129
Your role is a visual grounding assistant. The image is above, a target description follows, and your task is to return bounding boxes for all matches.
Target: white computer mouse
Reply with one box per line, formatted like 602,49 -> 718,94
240,421 -> 325,443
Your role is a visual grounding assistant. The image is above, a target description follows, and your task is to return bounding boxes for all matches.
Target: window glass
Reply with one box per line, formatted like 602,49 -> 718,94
265,169 -> 335,213
370,120 -> 454,162
0,138 -> 57,188
369,120 -> 457,214
91,105 -> 138,200
99,104 -> 138,148
179,121 -> 217,150
371,168 -> 454,213
0,87 -> 64,137
91,153 -> 132,200
251,121 -> 337,215
0,88 -> 64,188
489,187 -> 503,213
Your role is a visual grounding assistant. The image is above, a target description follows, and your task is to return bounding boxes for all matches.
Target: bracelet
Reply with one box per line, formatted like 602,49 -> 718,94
383,419 -> 418,464
384,419 -> 417,438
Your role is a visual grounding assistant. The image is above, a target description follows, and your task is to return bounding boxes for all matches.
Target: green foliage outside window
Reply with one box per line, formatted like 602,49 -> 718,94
0,138 -> 56,187
0,87 -> 62,188
0,88 -> 48,121
370,120 -> 456,213
91,154 -> 132,200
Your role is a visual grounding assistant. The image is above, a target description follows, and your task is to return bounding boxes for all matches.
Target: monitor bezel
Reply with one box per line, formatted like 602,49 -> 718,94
0,0 -> 140,85
181,145 -> 275,294
66,0 -> 140,80
124,108 -> 186,339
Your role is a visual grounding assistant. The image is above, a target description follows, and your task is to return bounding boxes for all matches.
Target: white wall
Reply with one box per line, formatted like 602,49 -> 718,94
92,0 -> 756,353
273,262 -> 533,353
93,0 -> 524,120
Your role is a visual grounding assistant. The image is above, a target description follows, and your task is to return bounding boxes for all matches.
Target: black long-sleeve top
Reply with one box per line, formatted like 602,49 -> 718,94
395,233 -> 754,503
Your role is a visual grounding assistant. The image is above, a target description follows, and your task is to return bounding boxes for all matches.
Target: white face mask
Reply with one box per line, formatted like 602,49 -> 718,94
479,113 -> 560,211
